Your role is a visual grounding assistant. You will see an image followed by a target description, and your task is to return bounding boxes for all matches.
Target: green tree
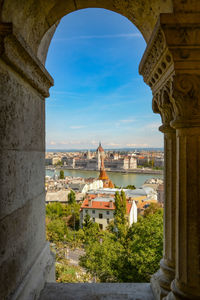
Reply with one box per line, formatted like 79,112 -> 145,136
143,202 -> 162,217
80,232 -> 124,282
46,202 -> 81,229
124,184 -> 136,190
80,208 -> 163,283
68,190 -> 76,204
59,169 -> 65,179
46,218 -> 67,242
113,191 -> 127,239
46,202 -> 64,219
83,213 -> 93,229
121,209 -> 163,282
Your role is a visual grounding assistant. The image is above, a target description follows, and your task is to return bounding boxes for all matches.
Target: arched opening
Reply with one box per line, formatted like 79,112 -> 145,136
2,1 -> 200,299
44,8 -> 163,285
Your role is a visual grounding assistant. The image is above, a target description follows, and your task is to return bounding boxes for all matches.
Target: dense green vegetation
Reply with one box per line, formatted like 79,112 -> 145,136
46,202 -> 81,242
46,201 -> 163,283
137,162 -> 163,170
80,204 -> 163,282
124,184 -> 136,190
55,160 -> 63,166
114,184 -> 136,189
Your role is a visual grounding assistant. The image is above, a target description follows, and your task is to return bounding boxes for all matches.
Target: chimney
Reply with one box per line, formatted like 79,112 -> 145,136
88,199 -> 92,207
109,200 -> 113,208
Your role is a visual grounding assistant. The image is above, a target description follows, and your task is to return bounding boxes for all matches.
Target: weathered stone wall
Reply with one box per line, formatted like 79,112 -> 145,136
0,26 -> 54,299
0,0 -> 173,61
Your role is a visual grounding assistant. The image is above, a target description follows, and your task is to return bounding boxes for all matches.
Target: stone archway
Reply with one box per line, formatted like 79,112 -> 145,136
0,0 -> 173,61
1,1 -> 200,299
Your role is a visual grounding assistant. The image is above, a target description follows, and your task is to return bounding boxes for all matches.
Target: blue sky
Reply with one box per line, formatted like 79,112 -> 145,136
46,8 -> 163,149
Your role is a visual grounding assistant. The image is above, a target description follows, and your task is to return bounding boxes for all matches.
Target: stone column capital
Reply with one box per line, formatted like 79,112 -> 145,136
170,74 -> 200,128
152,81 -> 175,131
0,22 -> 53,97
139,13 -> 200,128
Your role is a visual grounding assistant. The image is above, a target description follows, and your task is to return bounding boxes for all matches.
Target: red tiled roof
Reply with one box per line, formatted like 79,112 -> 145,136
81,199 -> 115,210
81,198 -> 132,214
99,169 -> 109,180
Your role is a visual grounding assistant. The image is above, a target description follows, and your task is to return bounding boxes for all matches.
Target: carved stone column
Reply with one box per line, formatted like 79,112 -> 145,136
165,74 -> 200,300
139,13 -> 200,300
150,86 -> 176,299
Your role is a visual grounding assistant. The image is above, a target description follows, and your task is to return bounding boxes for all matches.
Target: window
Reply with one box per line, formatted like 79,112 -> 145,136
92,210 -> 95,214
99,213 -> 103,219
106,211 -> 109,215
93,218 -> 95,222
99,224 -> 103,230
107,219 -> 110,224
85,210 -> 88,213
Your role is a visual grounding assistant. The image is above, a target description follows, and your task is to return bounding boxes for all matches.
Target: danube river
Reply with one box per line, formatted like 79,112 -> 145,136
46,169 -> 163,188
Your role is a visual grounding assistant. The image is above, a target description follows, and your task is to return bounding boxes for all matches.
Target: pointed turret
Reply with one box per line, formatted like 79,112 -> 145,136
97,143 -> 114,188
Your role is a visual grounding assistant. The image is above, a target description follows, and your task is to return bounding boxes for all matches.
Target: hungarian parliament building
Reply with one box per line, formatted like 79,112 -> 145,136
62,143 -> 137,171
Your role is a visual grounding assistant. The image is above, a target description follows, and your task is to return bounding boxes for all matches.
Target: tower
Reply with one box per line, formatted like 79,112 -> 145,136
97,142 -> 104,170
97,143 -> 114,188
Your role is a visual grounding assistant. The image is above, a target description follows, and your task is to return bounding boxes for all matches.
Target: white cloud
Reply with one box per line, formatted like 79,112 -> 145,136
104,142 -> 122,147
120,119 -> 135,123
142,122 -> 161,131
69,125 -> 86,129
49,140 -> 56,145
54,33 -> 142,42
126,143 -> 149,148
90,140 -> 98,145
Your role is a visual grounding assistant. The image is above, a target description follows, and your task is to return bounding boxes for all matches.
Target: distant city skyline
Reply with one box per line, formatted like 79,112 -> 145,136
46,147 -> 164,152
46,8 -> 163,150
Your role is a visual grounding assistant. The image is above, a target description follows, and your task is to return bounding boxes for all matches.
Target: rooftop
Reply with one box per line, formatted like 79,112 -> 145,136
81,197 -> 132,214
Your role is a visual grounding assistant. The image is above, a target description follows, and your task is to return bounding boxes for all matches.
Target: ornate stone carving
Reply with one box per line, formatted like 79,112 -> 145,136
151,73 -> 200,128
152,94 -> 160,114
171,74 -> 200,126
140,14 -> 200,96
139,25 -> 173,92
140,29 -> 165,80
152,80 -> 174,129
140,13 -> 200,300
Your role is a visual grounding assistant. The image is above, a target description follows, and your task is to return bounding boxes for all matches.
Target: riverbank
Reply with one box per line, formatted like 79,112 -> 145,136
46,166 -> 163,175
46,168 -> 163,188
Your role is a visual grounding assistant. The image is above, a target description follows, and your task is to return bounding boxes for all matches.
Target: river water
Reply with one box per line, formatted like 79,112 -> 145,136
46,169 -> 163,188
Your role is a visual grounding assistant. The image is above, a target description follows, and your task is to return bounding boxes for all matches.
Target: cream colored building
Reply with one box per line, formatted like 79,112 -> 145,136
80,196 -> 137,230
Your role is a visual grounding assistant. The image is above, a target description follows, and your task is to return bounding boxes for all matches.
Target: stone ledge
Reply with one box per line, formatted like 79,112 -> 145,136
0,23 -> 54,97
39,282 -> 154,300
11,242 -> 55,300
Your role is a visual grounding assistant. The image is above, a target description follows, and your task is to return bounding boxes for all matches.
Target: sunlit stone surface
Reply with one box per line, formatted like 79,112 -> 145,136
39,283 -> 154,300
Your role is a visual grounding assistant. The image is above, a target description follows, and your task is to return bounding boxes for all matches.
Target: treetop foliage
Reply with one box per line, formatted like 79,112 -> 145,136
68,190 -> 76,204
59,169 -> 65,179
80,205 -> 163,282
46,199 -> 163,283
